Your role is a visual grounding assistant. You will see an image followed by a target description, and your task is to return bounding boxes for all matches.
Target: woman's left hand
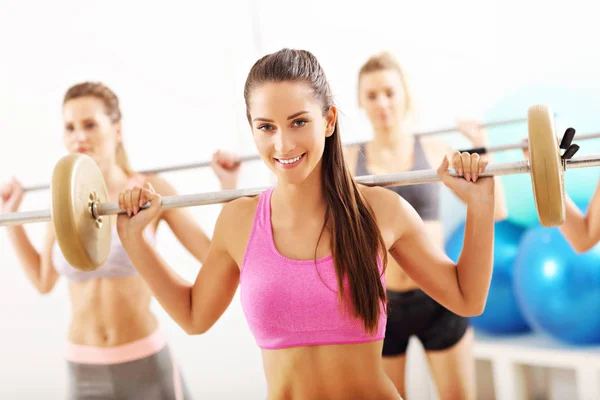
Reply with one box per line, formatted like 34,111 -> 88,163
116,182 -> 162,240
437,151 -> 495,205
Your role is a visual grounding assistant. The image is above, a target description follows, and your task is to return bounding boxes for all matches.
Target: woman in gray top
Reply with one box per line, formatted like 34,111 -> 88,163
344,52 -> 508,400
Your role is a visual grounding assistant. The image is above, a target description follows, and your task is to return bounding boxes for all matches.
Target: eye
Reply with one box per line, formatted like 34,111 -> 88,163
84,122 -> 97,130
257,123 -> 274,132
292,118 -> 308,128
386,90 -> 395,98
65,125 -> 74,133
367,93 -> 376,101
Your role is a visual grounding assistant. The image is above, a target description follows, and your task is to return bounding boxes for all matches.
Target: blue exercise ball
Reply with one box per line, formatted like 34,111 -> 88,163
445,220 -> 530,334
484,85 -> 600,228
514,209 -> 600,345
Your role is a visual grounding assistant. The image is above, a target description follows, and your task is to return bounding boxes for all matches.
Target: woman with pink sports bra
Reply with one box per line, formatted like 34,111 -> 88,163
0,82 -> 239,399
116,49 -> 497,400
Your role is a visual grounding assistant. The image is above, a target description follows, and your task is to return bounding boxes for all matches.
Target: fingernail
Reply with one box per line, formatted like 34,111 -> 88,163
127,209 -> 131,217
479,167 -> 484,174
473,175 -> 478,182
465,173 -> 471,182
458,169 -> 463,176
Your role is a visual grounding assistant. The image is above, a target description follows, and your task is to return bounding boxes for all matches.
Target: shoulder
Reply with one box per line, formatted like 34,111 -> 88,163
359,185 -> 404,226
359,185 -> 398,212
213,194 -> 260,253
358,184 -> 420,242
220,195 -> 260,222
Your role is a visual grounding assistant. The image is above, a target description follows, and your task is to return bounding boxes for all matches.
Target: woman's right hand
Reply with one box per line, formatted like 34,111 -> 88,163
0,177 -> 24,213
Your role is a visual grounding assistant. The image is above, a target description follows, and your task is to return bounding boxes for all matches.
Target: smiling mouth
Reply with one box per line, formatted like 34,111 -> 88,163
275,153 -> 306,165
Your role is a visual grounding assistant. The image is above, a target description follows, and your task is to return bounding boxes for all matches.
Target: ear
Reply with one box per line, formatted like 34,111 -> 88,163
325,105 -> 337,138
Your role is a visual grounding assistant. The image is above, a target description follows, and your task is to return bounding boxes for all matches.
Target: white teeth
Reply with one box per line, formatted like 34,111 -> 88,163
278,154 -> 302,164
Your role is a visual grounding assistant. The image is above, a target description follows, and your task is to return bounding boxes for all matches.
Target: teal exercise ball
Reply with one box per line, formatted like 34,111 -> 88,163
514,201 -> 600,345
484,85 -> 600,228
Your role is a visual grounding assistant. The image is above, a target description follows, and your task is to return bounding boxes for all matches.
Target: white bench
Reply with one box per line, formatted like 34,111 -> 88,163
473,331 -> 600,400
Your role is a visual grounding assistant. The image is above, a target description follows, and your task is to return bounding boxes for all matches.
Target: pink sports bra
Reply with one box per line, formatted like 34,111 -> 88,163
52,175 -> 156,284
240,188 -> 387,350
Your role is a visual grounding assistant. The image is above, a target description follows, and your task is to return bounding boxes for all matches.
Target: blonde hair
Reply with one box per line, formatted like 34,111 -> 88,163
63,82 -> 134,176
358,51 -> 414,117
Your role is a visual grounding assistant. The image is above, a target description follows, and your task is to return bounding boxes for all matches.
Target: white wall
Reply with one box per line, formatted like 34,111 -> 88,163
1,0 -> 599,399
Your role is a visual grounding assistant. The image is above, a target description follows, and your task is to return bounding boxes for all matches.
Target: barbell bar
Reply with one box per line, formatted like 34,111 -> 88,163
20,116 -> 528,192
459,130 -> 600,154
2,105 -> 599,272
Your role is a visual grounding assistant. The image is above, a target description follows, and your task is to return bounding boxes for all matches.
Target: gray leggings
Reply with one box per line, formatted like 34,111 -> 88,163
66,346 -> 191,400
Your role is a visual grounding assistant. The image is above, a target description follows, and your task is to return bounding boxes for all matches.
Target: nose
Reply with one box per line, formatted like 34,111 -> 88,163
374,94 -> 390,109
274,129 -> 295,155
73,128 -> 89,143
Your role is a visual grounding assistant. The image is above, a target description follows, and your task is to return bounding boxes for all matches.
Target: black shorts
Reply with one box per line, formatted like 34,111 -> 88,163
382,289 -> 470,357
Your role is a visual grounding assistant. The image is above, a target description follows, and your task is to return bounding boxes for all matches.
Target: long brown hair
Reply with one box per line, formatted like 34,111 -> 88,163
244,49 -> 388,333
63,82 -> 134,176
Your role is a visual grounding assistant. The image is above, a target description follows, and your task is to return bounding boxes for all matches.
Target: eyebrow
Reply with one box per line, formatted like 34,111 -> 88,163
252,111 -> 309,123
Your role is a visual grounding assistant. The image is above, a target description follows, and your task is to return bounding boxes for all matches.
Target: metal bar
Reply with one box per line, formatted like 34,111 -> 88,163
21,117 -> 528,192
460,131 -> 600,154
139,154 -> 261,174
4,155 -> 599,227
0,209 -> 52,226
81,155 -> 600,217
415,117 -> 527,138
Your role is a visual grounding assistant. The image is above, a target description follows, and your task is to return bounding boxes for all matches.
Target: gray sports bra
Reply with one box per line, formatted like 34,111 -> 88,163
355,138 -> 440,220
51,174 -> 156,283
52,225 -> 156,284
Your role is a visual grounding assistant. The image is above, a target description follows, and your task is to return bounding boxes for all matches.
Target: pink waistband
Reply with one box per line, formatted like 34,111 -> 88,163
65,329 -> 167,365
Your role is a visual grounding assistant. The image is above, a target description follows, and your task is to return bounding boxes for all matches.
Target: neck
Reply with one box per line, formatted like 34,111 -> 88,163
371,126 -> 414,154
99,161 -> 129,192
272,163 -> 327,222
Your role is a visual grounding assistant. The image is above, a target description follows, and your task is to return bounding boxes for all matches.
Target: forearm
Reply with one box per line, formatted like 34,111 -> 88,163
492,177 -> 508,220
559,196 -> 595,252
6,226 -> 43,285
122,234 -> 196,332
455,197 -> 495,315
474,139 -> 507,220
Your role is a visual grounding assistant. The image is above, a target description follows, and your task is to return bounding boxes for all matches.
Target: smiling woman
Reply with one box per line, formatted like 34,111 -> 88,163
114,48 -> 497,400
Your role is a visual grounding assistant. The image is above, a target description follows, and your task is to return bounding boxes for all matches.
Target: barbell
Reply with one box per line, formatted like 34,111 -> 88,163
459,130 -> 600,154
1,105 -> 599,272
20,116 -> 528,192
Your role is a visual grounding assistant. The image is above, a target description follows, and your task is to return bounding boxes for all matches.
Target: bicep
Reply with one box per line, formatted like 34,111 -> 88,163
189,204 -> 241,333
